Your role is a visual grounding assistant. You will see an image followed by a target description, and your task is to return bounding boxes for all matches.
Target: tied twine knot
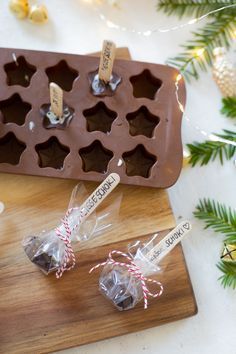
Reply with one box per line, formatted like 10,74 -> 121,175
55,207 -> 80,279
89,250 -> 163,309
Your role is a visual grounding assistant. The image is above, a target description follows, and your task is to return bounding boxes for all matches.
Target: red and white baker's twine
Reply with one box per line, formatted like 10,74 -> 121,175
55,207 -> 80,279
89,250 -> 163,309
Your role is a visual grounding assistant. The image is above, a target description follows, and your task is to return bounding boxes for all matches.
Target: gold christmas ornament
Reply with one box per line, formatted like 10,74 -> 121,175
9,0 -> 29,19
212,47 -> 236,97
28,4 -> 48,23
182,149 -> 191,168
221,243 -> 236,263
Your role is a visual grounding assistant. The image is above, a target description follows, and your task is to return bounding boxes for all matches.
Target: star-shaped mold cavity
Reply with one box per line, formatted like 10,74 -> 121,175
83,102 -> 117,134
4,56 -> 36,87
130,69 -> 162,100
0,93 -> 31,126
122,144 -> 156,178
45,60 -> 78,92
79,140 -> 113,173
35,136 -> 70,170
0,132 -> 26,165
126,106 -> 160,138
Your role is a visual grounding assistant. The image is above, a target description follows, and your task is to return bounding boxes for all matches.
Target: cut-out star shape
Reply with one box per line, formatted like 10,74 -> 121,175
0,93 -> 31,125
127,106 -> 160,138
79,140 -> 113,173
123,144 -> 156,178
0,132 -> 26,165
84,102 -> 117,133
36,137 -> 69,169
130,69 -> 162,100
45,60 -> 78,92
4,56 -> 36,87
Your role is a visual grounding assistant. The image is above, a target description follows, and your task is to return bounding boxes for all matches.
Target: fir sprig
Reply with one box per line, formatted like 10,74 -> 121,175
157,1 -> 236,19
217,261 -> 236,289
167,13 -> 236,80
194,199 -> 236,243
187,130 -> 236,166
221,97 -> 236,118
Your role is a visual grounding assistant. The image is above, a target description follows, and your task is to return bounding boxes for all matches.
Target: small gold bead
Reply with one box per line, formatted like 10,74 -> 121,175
28,4 -> 48,24
9,0 -> 29,19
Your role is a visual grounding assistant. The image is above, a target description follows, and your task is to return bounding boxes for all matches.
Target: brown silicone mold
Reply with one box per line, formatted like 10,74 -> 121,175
0,47 -> 186,188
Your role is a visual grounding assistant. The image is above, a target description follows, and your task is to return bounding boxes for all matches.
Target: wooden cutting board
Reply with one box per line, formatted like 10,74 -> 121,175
0,48 -> 197,354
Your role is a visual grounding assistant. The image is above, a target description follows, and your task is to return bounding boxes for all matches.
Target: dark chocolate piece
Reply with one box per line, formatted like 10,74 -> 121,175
0,93 -> 31,126
83,102 -> 117,134
99,265 -> 142,311
4,55 -> 36,87
116,295 -> 134,310
122,145 -> 156,178
0,132 -> 26,165
88,70 -> 122,97
35,137 -> 70,169
23,235 -> 61,274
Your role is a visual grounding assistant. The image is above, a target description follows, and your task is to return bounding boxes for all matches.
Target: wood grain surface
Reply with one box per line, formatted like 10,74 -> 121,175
0,48 -> 197,354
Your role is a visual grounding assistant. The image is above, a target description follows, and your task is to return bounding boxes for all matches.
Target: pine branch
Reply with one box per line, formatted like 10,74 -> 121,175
221,97 -> 236,118
194,198 -> 236,243
187,130 -> 236,166
167,13 -> 236,81
217,261 -> 236,289
157,0 -> 236,19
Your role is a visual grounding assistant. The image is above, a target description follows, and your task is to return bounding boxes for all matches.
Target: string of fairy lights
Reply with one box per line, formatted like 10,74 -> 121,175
83,0 -> 236,150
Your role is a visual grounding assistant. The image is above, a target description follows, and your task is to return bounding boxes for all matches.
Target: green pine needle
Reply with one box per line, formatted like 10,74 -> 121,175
157,1 -> 236,19
217,261 -> 236,289
221,97 -> 236,118
194,198 -> 236,243
187,129 -> 236,166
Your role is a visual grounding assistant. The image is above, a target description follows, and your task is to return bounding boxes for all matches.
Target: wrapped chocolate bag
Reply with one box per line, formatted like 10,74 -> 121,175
90,221 -> 192,310
23,173 -> 121,278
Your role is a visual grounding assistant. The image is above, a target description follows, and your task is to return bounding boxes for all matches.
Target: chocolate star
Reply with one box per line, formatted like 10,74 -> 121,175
0,93 -> 31,125
46,60 -> 78,92
36,137 -> 69,169
4,56 -> 36,87
130,69 -> 162,99
0,132 -> 26,165
123,144 -> 156,178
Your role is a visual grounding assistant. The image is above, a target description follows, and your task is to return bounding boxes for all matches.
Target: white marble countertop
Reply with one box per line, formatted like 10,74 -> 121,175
0,1 -> 235,353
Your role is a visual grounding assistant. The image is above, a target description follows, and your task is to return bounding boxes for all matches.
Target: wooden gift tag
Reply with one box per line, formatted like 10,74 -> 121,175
98,40 -> 116,83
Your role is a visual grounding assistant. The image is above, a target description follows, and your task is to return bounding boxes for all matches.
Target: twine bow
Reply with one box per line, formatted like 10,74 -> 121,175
89,250 -> 163,309
55,207 -> 81,279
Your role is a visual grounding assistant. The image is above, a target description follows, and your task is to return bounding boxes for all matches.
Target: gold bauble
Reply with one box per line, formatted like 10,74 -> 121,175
28,4 -> 48,23
212,47 -> 236,97
182,149 -> 191,168
9,0 -> 29,19
221,243 -> 236,263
